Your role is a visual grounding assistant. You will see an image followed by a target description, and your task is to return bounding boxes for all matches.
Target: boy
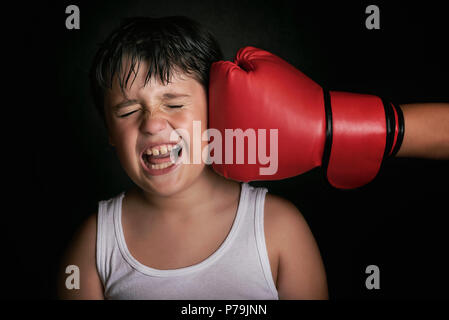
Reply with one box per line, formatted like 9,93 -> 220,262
58,16 -> 328,300
58,16 -> 448,300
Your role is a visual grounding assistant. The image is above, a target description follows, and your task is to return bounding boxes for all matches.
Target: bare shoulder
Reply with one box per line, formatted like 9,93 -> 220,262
263,193 -> 328,300
263,193 -> 308,263
264,193 -> 304,229
263,193 -> 309,250
57,213 -> 104,300
68,213 -> 98,253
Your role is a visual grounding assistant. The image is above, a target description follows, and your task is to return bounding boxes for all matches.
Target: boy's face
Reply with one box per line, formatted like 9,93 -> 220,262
104,62 -> 209,197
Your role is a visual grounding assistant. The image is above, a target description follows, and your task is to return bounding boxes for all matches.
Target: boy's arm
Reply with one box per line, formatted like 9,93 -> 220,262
264,194 -> 328,299
57,213 -> 104,300
395,103 -> 449,159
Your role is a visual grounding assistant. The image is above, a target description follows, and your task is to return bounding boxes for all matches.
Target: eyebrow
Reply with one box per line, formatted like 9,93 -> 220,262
113,99 -> 139,110
112,93 -> 191,110
161,93 -> 191,100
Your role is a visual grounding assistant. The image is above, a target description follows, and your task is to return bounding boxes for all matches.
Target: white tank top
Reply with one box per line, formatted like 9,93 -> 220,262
96,182 -> 279,300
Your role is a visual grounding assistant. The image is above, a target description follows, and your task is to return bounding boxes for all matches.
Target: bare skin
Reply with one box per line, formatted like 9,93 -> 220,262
396,103 -> 449,159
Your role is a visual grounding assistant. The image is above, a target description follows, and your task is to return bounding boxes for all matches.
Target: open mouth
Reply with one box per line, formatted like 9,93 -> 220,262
141,143 -> 183,171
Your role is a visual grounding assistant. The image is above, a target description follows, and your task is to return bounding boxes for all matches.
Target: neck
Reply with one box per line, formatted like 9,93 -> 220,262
135,166 -> 232,222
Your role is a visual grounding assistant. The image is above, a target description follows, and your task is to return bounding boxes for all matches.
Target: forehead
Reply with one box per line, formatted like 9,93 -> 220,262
108,58 -> 203,97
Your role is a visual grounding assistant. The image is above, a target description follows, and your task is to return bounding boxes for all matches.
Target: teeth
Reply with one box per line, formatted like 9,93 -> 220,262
145,144 -> 180,156
151,148 -> 159,156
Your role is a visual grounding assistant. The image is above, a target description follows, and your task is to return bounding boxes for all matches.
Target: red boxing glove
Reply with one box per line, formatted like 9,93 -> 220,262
208,46 -> 404,189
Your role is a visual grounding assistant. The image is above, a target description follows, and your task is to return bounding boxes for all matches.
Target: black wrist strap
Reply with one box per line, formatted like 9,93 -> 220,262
382,99 -> 395,160
390,102 -> 405,157
322,89 -> 333,174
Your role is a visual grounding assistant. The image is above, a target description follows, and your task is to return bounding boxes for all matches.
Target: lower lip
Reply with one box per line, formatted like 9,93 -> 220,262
140,151 -> 182,176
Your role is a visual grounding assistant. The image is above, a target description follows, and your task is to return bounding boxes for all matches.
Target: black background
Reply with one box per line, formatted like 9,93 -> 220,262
4,0 -> 448,300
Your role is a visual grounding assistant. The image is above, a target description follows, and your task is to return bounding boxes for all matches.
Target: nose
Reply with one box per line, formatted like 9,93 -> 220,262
139,111 -> 168,135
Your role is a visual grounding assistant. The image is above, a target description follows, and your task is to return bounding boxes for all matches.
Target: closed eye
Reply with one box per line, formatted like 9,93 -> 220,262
118,110 -> 139,118
168,105 -> 183,109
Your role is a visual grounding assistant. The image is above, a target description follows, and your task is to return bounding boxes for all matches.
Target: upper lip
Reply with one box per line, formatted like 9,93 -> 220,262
140,140 -> 182,157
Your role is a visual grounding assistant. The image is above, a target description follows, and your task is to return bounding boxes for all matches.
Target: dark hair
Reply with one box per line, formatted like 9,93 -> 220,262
89,16 -> 223,120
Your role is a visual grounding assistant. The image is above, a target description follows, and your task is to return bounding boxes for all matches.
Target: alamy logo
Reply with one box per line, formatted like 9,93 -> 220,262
365,4 -> 380,30
365,5 -> 380,30
65,265 -> 80,290
365,265 -> 380,290
168,121 -> 279,176
65,5 -> 80,30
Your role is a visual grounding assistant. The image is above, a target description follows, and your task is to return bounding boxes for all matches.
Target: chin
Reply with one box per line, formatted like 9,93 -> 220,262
136,164 -> 199,197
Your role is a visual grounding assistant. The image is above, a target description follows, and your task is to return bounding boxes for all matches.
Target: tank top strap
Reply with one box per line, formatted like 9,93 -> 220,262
96,192 -> 125,286
253,185 -> 278,298
241,184 -> 278,298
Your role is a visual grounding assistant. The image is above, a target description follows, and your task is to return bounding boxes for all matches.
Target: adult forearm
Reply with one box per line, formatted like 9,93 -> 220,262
395,103 -> 449,159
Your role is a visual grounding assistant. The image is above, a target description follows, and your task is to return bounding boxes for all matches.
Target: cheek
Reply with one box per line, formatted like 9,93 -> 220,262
109,121 -> 132,146
174,105 -> 208,163
108,121 -> 138,161
191,98 -> 208,128
173,100 -> 207,132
